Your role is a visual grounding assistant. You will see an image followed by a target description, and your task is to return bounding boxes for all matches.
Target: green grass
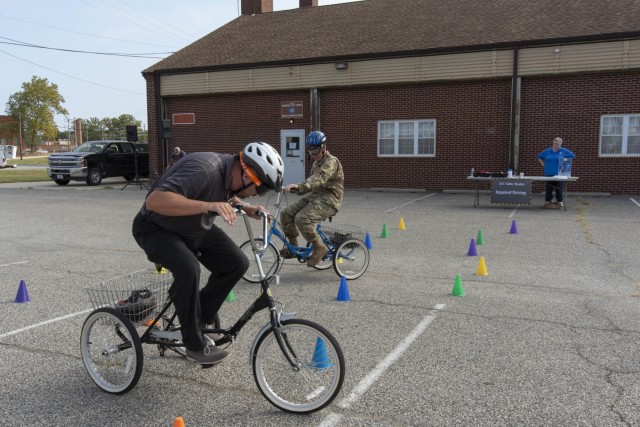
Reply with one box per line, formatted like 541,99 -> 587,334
9,156 -> 49,166
0,157 -> 50,183
0,168 -> 49,183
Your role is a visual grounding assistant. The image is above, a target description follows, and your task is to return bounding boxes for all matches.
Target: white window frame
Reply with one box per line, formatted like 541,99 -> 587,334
599,114 -> 640,157
377,119 -> 436,157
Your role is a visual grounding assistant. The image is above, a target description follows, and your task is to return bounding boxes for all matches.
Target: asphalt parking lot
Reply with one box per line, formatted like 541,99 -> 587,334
1,179 -> 640,426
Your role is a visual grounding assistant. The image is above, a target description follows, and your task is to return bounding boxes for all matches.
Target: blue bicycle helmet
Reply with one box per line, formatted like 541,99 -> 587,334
305,131 -> 326,148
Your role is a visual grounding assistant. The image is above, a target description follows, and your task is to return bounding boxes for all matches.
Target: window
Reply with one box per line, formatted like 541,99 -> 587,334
378,120 -> 436,157
600,114 -> 640,156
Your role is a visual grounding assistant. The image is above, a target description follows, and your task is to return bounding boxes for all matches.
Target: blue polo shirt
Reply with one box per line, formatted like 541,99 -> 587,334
538,147 -> 576,176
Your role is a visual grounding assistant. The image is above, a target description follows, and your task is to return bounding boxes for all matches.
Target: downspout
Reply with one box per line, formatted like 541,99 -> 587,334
155,70 -> 165,176
310,88 -> 319,131
509,47 -> 520,171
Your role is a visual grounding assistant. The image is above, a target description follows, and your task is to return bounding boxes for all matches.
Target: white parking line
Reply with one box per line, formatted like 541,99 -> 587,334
318,304 -> 444,427
630,198 -> 640,208
0,309 -> 92,340
385,193 -> 437,213
0,261 -> 29,268
338,313 -> 436,409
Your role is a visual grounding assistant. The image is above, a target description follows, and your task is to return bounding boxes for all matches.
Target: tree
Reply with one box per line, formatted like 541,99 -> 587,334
5,76 -> 68,155
83,117 -> 107,141
80,115 -> 146,143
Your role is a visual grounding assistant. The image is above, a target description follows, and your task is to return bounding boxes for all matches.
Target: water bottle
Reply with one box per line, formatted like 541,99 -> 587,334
471,167 -> 475,176
507,168 -> 513,178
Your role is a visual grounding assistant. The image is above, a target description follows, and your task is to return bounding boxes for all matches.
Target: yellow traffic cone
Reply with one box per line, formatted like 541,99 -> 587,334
476,256 -> 488,276
398,217 -> 406,230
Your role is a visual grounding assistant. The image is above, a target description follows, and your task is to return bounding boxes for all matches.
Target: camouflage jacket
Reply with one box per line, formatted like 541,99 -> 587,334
296,151 -> 344,209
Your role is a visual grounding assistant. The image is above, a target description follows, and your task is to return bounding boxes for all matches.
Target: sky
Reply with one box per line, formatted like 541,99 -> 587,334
0,0 -> 361,132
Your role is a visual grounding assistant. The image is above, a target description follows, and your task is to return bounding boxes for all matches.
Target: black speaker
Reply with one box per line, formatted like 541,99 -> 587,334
162,119 -> 172,139
126,125 -> 138,142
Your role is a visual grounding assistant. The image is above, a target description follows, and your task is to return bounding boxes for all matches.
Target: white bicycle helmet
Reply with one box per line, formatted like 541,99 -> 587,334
241,142 -> 284,194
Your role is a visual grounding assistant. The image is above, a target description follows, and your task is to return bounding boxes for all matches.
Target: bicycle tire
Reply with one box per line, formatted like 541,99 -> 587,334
333,239 -> 370,280
252,319 -> 345,414
239,238 -> 281,283
80,307 -> 143,394
306,241 -> 333,270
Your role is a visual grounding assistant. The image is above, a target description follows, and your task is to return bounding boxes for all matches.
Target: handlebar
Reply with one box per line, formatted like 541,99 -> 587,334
212,205 -> 271,253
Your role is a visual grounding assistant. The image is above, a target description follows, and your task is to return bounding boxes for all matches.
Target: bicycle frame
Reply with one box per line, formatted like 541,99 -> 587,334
261,191 -> 337,261
138,207 -> 303,368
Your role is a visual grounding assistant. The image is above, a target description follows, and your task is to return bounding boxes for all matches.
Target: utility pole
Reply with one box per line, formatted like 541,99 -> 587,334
18,110 -> 24,160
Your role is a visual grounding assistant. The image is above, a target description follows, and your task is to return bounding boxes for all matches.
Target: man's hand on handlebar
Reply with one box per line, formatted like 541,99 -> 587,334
283,184 -> 298,193
243,204 -> 271,221
208,201 -> 237,225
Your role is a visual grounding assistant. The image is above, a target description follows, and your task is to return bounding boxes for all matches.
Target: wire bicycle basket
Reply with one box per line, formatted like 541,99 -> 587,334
85,269 -> 173,323
321,224 -> 367,246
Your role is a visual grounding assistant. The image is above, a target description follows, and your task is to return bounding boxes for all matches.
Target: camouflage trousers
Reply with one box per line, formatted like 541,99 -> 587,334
280,197 -> 338,243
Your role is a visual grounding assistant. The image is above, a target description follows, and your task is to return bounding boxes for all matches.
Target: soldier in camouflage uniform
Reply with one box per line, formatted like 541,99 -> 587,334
281,131 -> 344,267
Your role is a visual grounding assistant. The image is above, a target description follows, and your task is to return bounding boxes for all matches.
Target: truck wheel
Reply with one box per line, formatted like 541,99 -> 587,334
54,179 -> 70,185
86,168 -> 103,186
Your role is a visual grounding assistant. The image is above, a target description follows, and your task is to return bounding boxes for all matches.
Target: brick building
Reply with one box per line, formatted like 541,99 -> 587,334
0,115 -> 19,146
143,0 -> 640,194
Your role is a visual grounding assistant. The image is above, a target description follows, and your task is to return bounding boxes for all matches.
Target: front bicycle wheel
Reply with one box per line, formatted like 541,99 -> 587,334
252,319 -> 345,414
334,239 -> 370,280
80,307 -> 143,394
239,238 -> 281,283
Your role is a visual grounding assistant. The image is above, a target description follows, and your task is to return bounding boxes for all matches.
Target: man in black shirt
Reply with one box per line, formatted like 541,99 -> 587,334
132,142 -> 283,365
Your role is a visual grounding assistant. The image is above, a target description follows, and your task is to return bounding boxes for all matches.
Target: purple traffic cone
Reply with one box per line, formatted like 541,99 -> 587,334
510,219 -> 518,234
467,238 -> 478,256
15,279 -> 30,303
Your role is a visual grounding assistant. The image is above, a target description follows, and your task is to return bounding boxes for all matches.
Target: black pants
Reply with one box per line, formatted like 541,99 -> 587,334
545,180 -> 566,202
132,213 -> 248,351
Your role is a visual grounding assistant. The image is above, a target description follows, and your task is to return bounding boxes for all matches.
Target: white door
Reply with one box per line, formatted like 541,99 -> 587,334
280,129 -> 306,185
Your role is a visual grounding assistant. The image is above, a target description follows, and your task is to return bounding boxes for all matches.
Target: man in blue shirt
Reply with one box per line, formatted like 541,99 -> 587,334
537,137 -> 576,208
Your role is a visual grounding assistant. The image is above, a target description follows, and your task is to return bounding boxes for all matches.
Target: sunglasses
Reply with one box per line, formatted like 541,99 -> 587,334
307,147 -> 322,155
239,154 -> 268,196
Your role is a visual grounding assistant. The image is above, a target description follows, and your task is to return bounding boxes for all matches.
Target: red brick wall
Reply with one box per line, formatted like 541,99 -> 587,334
519,71 -> 640,194
147,70 -> 640,194
320,81 -> 513,189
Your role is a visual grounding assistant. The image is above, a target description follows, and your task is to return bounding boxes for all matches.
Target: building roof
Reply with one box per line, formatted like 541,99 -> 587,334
144,0 -> 640,74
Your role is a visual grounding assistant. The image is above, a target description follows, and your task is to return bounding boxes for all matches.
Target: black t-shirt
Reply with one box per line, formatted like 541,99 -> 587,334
142,152 -> 234,244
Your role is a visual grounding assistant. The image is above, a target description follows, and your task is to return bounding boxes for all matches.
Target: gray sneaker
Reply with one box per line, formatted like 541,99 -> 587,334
185,343 -> 230,365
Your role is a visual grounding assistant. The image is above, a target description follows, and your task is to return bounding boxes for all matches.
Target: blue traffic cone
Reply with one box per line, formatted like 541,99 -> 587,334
336,276 -> 351,301
309,337 -> 333,370
364,232 -> 373,250
467,238 -> 478,256
15,279 -> 30,303
510,219 -> 518,234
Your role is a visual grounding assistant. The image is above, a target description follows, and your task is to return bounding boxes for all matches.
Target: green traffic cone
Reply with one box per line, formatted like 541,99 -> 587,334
476,229 -> 484,245
452,274 -> 464,296
225,290 -> 236,302
381,224 -> 389,238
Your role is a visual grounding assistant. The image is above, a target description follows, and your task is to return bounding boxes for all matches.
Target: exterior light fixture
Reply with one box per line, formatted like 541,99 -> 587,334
335,62 -> 348,70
